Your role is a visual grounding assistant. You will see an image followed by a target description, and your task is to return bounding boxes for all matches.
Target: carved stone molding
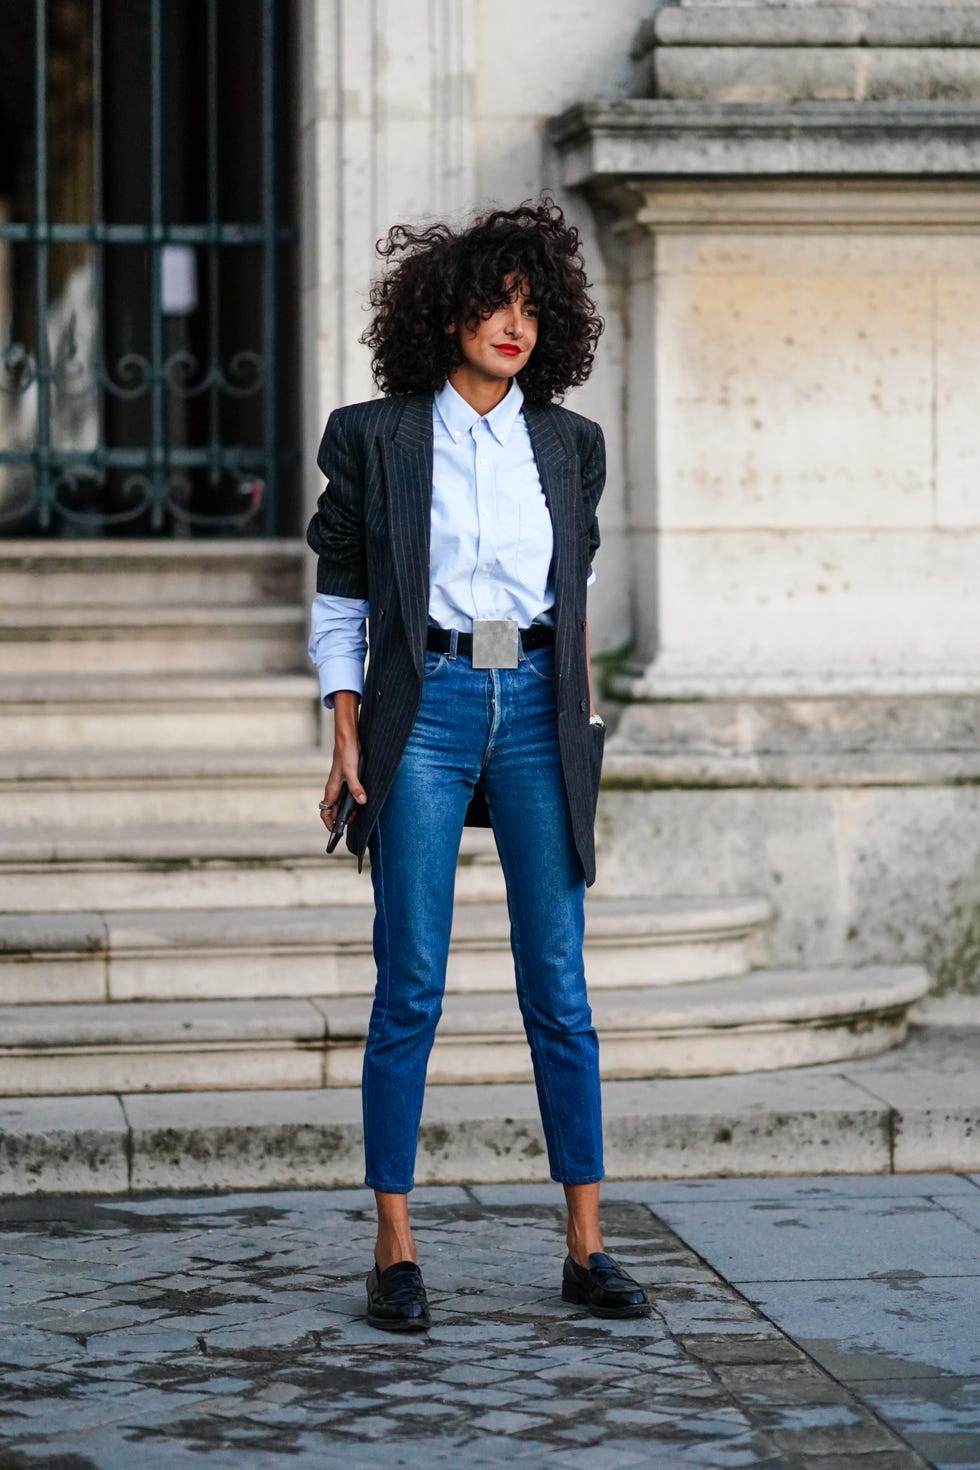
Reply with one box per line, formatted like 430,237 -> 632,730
551,100 -> 980,194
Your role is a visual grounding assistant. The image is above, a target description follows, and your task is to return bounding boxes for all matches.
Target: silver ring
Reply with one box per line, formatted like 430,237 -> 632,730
318,801 -> 333,812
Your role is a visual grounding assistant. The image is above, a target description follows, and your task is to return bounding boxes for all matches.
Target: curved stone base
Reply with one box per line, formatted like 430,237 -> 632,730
0,964 -> 928,1094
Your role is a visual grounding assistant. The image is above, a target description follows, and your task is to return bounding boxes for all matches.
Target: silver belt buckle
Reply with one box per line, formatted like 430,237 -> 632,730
471,619 -> 519,669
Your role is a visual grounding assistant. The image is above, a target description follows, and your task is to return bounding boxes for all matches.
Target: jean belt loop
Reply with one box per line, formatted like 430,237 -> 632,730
448,628 -> 459,661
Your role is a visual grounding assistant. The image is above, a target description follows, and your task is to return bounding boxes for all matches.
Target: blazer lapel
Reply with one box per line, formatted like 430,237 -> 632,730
380,394 -> 433,677
524,402 -> 575,586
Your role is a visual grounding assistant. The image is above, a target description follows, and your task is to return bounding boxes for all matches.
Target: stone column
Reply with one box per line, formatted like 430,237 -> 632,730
298,0 -> 477,541
552,3 -> 980,701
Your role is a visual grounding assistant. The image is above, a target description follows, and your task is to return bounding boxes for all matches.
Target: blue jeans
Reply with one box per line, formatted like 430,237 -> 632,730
363,641 -> 604,1193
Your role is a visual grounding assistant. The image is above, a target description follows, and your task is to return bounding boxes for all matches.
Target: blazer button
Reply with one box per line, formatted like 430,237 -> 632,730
379,608 -> 386,620
581,620 -> 587,630
376,689 -> 383,701
579,698 -> 588,712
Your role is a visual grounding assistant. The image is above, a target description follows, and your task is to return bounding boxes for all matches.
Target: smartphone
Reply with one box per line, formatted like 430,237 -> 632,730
325,783 -> 358,854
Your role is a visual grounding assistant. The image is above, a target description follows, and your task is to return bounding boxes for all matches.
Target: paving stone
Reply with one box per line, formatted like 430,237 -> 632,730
742,1276 -> 980,1382
938,1190 -> 980,1238
682,1334 -> 808,1364
0,1178 -> 952,1469
798,1454 -> 927,1469
858,1374 -> 980,1470
653,1191 -> 980,1284
613,1172 -> 980,1204
714,1361 -> 855,1406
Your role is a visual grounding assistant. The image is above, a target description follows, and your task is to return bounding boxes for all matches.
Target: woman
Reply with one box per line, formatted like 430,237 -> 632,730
307,200 -> 648,1331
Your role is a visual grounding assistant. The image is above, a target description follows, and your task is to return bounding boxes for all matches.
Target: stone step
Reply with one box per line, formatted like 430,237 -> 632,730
0,825 -> 508,910
0,674 -> 321,751
0,605 -> 306,675
0,965 -> 929,1095
0,747 -> 330,827
325,966 -> 929,1085
611,690 -> 980,759
0,895 -> 772,1003
0,538 -> 307,609
603,691 -> 980,791
1,1025 -> 973,1195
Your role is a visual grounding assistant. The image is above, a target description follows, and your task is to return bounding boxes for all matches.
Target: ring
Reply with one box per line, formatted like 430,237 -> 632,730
318,801 -> 334,812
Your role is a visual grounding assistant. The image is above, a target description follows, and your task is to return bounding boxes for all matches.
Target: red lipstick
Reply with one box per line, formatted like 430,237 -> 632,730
494,344 -> 520,356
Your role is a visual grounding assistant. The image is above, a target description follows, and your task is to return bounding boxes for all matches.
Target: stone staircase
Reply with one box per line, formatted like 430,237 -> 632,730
0,541 -> 929,1097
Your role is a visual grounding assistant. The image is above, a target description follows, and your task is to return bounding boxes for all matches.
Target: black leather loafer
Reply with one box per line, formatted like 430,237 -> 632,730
561,1252 -> 651,1319
366,1260 -> 431,1332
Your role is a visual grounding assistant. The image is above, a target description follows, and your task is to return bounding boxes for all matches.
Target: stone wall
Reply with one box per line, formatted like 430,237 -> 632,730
551,3 -> 980,996
297,0 -> 654,651
298,0 -> 980,997
607,181 -> 980,696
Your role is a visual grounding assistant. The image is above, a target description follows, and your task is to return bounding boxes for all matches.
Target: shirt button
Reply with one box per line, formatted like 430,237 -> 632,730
480,459 -> 488,467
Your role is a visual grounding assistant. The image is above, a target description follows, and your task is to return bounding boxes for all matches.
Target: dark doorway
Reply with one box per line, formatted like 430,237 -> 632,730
0,0 -> 299,536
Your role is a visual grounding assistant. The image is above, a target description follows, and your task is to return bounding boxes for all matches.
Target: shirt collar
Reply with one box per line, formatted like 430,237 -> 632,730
434,378 -> 525,447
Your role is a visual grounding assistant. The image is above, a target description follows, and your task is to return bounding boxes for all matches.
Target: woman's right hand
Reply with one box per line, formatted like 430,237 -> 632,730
320,691 -> 366,832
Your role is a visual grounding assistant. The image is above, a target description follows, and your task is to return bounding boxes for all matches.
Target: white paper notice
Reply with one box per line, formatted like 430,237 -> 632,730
160,245 -> 198,315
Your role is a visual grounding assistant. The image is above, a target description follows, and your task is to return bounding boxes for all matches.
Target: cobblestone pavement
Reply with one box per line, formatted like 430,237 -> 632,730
0,1176 -> 977,1469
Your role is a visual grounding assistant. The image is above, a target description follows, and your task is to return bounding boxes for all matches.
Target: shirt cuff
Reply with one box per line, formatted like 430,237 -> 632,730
317,656 -> 365,709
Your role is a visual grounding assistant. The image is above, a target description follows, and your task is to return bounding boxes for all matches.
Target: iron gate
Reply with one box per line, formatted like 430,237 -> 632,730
0,0 -> 298,535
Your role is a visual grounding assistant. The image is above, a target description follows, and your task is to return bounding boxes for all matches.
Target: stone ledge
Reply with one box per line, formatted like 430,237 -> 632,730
0,892 -> 770,985
0,538 -> 306,565
0,605 -> 305,633
0,1027 -> 973,1194
631,9 -> 980,106
610,690 -> 980,751
0,1094 -> 129,1196
639,8 -> 980,52
611,666 -> 980,701
0,671 -> 320,705
602,749 -> 980,790
0,965 -> 930,1092
551,100 -> 980,184
651,48 -> 980,106
600,688 -> 980,790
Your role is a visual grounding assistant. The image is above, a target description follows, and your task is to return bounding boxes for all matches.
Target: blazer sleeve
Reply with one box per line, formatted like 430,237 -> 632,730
582,421 -> 605,574
306,410 -> 369,599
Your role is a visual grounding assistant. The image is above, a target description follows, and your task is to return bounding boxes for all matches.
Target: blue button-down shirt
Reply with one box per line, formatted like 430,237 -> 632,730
309,379 -> 590,706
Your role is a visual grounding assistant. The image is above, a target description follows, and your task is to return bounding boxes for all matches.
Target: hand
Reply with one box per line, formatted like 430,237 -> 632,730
320,738 -> 366,831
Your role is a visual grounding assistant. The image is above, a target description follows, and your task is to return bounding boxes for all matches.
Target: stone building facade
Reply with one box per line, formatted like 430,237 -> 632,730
2,1 -> 978,1102
301,0 -> 980,1009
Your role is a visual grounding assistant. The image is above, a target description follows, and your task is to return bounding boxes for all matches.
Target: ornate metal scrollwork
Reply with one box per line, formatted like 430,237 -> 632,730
102,351 -> 153,400
164,469 -> 264,529
50,469 -> 153,528
161,346 -> 267,399
219,349 -> 266,397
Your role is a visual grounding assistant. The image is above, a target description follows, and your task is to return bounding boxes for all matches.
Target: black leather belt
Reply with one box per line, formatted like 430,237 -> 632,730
426,624 -> 555,658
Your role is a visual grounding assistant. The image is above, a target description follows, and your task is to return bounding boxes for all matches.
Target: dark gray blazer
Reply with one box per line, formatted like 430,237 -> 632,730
306,391 -> 606,885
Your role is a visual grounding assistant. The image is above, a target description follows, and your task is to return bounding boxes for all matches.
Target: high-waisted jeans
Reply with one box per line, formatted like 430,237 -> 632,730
362,641 -> 604,1193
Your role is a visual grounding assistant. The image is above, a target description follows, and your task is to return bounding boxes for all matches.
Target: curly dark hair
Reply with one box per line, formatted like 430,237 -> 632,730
360,198 -> 603,404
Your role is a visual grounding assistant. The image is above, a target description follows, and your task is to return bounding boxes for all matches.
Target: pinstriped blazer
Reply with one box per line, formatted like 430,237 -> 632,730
306,391 -> 606,885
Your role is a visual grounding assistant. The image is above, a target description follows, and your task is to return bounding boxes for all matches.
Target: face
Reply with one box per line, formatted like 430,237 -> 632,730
451,274 -> 538,387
